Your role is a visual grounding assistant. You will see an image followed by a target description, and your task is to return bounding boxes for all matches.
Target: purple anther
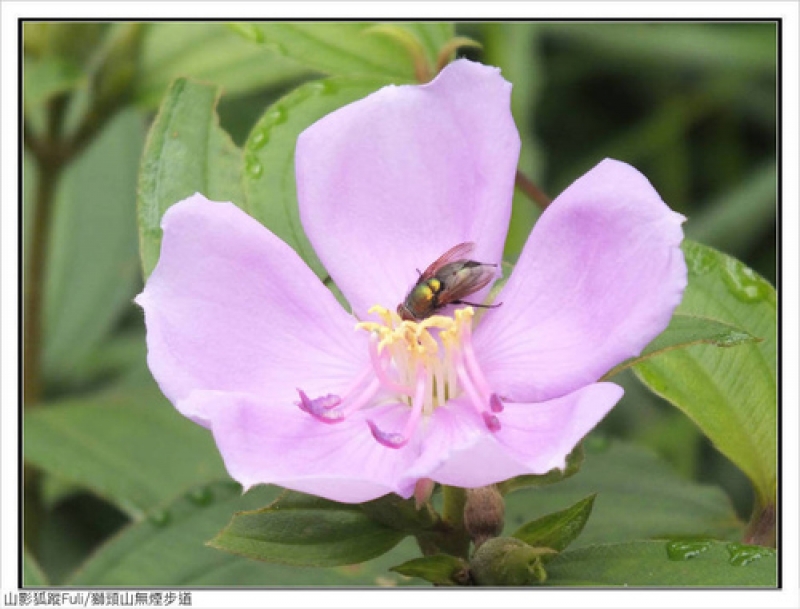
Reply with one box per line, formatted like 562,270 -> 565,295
482,412 -> 501,432
316,394 -> 342,410
296,389 -> 344,423
489,393 -> 504,413
367,420 -> 408,449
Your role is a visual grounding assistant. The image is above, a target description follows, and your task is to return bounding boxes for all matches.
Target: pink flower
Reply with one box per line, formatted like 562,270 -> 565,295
136,60 -> 686,504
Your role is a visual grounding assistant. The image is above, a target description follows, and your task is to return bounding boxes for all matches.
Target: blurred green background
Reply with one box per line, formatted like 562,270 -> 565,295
22,21 -> 777,585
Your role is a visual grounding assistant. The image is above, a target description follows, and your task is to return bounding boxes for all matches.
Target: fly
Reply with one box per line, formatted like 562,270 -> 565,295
397,242 -> 501,321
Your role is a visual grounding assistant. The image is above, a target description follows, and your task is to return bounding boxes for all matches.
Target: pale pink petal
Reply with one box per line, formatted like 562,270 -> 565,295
182,391 -> 422,503
296,59 -> 520,317
474,159 -> 686,403
405,383 -> 623,488
135,194 -> 368,424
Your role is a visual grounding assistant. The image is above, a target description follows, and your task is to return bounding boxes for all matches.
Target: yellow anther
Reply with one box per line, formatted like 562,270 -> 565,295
356,305 -> 477,412
415,330 -> 439,355
356,321 -> 383,333
366,305 -> 398,327
454,307 -> 475,324
418,314 -> 454,332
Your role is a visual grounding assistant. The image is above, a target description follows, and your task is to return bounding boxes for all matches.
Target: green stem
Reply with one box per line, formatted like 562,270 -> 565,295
22,142 -> 63,555
442,485 -> 467,529
23,149 -> 62,407
437,486 -> 471,558
415,486 -> 472,559
23,95 -> 71,554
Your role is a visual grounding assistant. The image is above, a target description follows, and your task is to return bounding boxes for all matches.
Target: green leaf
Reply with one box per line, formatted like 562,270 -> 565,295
232,22 -> 452,80
23,379 -> 228,518
359,493 -> 438,533
68,482 -> 423,586
23,548 -> 49,586
512,494 -> 596,553
242,75 -> 395,277
135,23 -> 312,108
503,440 -> 743,546
390,554 -> 470,586
543,540 -> 776,586
633,241 -> 777,507
603,313 -> 758,380
208,490 -> 406,567
67,483 -> 277,586
43,109 -> 144,382
497,443 -> 584,495
137,77 -> 245,278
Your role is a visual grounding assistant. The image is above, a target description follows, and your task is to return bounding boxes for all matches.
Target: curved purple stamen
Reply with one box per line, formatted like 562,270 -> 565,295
368,419 -> 409,449
296,389 -> 344,424
483,412 -> 501,432
489,393 -> 504,413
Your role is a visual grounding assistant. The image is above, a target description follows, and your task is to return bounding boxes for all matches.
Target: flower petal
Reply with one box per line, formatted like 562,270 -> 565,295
406,383 -> 622,488
135,194 -> 368,424
182,391 -> 422,503
475,159 -> 687,402
296,59 -> 520,317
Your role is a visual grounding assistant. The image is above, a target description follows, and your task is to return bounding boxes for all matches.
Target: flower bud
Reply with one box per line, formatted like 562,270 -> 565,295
470,537 -> 555,586
464,485 -> 505,549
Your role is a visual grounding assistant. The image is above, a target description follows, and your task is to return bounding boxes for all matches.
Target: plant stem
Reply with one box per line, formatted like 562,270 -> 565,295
441,485 -> 467,529
23,95 -> 70,554
23,152 -> 62,408
22,145 -> 63,555
743,500 -> 776,548
437,485 -> 471,558
515,170 -> 552,209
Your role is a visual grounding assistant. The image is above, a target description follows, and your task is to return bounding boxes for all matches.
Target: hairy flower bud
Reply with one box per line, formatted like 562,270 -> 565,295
464,485 -> 505,549
470,537 -> 555,586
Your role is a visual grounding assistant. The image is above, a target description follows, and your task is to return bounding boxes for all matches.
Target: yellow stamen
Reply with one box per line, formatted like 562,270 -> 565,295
355,305 -> 475,412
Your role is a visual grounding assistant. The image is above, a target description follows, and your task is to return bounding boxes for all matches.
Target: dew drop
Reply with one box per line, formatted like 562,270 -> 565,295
188,486 -> 214,506
726,542 -> 774,566
265,106 -> 287,125
308,80 -> 338,95
245,155 -> 264,179
249,129 -> 269,150
148,509 -> 170,527
722,260 -> 764,303
666,539 -> 712,561
686,247 -> 716,276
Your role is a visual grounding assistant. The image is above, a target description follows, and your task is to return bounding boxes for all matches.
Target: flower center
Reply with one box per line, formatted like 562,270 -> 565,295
296,305 -> 503,449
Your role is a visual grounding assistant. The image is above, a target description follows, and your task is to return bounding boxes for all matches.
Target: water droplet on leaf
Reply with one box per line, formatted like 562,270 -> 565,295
686,247 -> 716,276
666,539 -> 712,561
308,80 -> 338,95
722,260 -> 764,303
726,542 -> 774,566
188,486 -> 214,506
265,106 -> 287,125
249,129 -> 269,150
149,509 -> 170,527
245,155 -> 264,179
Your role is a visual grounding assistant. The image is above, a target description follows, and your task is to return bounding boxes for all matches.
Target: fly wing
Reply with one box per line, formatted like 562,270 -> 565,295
418,242 -> 475,281
435,261 -> 497,307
